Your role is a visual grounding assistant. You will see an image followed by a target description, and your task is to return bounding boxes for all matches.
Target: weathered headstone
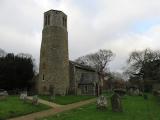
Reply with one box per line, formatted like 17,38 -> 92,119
20,91 -> 27,102
111,93 -> 123,112
96,95 -> 107,110
32,95 -> 39,105
0,91 -> 8,96
134,88 -> 140,95
128,88 -> 134,96
0,90 -> 8,100
139,91 -> 143,96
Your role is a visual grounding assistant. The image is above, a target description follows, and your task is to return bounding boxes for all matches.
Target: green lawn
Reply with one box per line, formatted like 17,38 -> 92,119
39,94 -> 160,120
0,96 -> 50,120
39,95 -> 95,105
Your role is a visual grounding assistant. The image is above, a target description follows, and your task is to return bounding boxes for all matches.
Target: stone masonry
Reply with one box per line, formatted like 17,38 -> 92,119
38,10 -> 69,95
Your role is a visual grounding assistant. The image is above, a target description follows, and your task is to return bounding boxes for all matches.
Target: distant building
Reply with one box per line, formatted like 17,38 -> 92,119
37,9 -> 99,96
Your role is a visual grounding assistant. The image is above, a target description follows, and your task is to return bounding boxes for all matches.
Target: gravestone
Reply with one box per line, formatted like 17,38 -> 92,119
111,93 -> 123,112
20,91 -> 27,102
134,88 -> 140,95
96,95 -> 107,110
0,90 -> 8,100
128,88 -> 134,95
32,95 -> 39,105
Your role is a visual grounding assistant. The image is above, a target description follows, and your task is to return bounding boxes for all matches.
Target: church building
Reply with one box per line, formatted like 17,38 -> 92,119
37,9 -> 99,96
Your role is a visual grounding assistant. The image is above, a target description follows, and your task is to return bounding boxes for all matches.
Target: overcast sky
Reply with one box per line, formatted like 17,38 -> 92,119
0,0 -> 160,73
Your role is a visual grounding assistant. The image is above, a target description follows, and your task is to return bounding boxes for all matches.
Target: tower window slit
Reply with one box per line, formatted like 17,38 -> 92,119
47,14 -> 50,25
45,14 -> 50,26
65,18 -> 67,27
43,74 -> 45,81
45,16 -> 47,26
63,17 -> 66,27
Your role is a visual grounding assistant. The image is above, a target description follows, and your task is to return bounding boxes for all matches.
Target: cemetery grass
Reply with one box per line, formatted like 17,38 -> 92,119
39,95 -> 95,105
39,94 -> 160,120
0,96 -> 50,120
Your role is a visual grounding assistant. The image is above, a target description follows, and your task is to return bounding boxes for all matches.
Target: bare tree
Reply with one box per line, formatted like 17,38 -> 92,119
126,48 -> 160,92
107,72 -> 125,90
126,48 -> 160,78
75,49 -> 115,86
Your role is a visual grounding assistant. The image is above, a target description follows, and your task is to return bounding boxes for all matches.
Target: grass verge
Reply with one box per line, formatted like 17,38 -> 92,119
0,96 -> 50,119
39,94 -> 160,120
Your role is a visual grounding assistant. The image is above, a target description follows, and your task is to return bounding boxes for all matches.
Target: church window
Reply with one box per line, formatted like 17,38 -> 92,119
65,18 -> 67,27
45,16 -> 47,26
62,17 -> 64,26
42,74 -> 45,81
45,14 -> 50,26
63,17 -> 67,27
47,14 -> 50,25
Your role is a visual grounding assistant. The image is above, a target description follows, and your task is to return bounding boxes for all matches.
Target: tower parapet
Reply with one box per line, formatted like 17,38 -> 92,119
43,10 -> 67,29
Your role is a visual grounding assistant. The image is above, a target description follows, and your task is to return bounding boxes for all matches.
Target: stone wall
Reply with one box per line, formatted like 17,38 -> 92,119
79,84 -> 96,96
38,10 -> 69,95
69,62 -> 99,95
153,83 -> 160,91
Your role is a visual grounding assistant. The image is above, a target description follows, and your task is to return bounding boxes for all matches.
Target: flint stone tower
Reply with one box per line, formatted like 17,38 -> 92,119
38,10 -> 69,95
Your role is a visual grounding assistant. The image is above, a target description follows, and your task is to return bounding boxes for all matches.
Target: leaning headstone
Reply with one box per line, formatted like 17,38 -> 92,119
111,93 -> 123,112
96,95 -> 108,110
32,95 -> 39,105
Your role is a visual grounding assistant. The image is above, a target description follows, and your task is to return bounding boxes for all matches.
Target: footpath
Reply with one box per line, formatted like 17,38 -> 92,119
8,97 -> 96,120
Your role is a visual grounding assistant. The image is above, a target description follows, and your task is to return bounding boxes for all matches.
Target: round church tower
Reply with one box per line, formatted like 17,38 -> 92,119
38,10 -> 69,95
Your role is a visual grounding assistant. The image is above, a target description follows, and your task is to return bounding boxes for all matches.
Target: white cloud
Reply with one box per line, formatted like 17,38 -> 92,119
107,25 -> 160,72
0,0 -> 160,73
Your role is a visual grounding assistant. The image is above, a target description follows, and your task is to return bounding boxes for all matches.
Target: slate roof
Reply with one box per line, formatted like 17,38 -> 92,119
69,61 -> 99,85
69,61 -> 96,72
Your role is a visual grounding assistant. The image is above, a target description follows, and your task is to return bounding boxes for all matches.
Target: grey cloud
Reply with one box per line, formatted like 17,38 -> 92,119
1,0 -> 160,73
